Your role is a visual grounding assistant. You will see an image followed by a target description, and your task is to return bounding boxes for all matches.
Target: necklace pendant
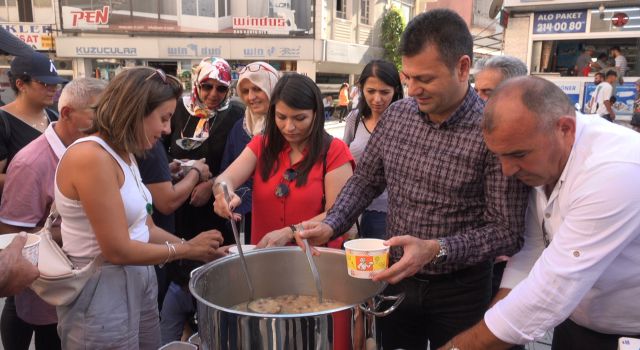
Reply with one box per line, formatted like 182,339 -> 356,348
146,203 -> 154,215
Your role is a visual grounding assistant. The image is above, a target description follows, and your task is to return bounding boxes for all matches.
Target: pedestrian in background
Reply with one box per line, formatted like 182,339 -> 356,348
343,60 -> 403,240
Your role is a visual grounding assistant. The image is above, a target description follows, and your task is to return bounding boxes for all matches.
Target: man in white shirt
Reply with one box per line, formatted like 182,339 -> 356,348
588,70 -> 617,121
440,76 -> 640,350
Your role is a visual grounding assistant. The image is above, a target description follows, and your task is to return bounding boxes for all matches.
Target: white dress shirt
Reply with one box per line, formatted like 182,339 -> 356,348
485,114 -> 640,344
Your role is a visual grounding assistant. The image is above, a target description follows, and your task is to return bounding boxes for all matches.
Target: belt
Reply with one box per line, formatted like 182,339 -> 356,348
411,261 -> 492,282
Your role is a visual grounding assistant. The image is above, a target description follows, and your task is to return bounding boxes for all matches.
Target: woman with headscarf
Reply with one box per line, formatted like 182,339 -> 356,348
219,61 -> 279,244
160,57 -> 243,344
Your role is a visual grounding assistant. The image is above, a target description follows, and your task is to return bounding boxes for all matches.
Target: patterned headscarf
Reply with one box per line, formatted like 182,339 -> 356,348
184,57 -> 233,118
237,61 -> 279,136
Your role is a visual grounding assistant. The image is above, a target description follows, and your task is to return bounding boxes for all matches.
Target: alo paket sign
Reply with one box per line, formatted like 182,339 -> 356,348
1,24 -> 55,50
533,10 -> 587,34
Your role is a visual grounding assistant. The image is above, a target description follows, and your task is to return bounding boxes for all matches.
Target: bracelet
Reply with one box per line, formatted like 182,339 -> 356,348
189,167 -> 203,182
159,241 -> 172,268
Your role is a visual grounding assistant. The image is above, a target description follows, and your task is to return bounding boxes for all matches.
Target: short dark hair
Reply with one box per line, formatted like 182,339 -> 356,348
595,72 -> 605,79
606,70 -> 618,78
484,76 -> 575,133
399,9 -> 473,70
597,53 -> 608,60
611,46 -> 621,52
260,73 -> 331,186
357,60 -> 404,118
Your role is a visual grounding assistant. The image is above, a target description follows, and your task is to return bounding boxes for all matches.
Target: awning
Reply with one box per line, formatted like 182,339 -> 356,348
0,27 -> 35,56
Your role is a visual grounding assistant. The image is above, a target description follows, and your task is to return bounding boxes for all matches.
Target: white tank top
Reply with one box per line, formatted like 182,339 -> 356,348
54,136 -> 151,258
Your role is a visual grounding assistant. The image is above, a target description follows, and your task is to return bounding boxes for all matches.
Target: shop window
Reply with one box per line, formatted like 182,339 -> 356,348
336,0 -> 346,19
360,0 -> 370,25
590,7 -> 640,33
17,0 -> 33,22
218,0 -> 230,17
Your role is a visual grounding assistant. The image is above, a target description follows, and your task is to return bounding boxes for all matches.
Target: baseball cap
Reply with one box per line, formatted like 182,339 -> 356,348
10,52 -> 67,85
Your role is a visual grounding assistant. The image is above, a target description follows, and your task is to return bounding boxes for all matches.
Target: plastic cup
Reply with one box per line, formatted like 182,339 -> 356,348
229,245 -> 256,255
0,233 -> 41,265
343,238 -> 389,279
180,159 -> 196,174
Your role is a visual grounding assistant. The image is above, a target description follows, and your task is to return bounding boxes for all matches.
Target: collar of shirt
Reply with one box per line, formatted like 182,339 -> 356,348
43,122 -> 66,160
417,84 -> 483,129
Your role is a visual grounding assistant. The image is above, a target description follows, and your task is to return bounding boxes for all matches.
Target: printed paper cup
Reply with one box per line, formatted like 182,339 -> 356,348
0,233 -> 41,265
229,245 -> 256,255
344,238 -> 389,279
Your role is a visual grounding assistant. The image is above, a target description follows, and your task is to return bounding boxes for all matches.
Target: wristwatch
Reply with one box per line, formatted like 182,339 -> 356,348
431,238 -> 447,265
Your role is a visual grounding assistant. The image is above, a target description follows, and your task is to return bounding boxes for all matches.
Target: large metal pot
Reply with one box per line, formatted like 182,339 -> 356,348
189,247 -> 403,350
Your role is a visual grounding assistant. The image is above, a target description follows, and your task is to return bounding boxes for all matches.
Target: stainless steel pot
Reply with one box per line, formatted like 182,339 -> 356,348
189,247 -> 403,350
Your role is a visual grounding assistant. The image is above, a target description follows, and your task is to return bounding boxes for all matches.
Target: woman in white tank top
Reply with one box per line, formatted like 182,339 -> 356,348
54,67 -> 225,350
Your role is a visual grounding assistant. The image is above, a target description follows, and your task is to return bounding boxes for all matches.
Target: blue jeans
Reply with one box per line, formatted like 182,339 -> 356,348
360,210 -> 387,240
160,282 -> 195,345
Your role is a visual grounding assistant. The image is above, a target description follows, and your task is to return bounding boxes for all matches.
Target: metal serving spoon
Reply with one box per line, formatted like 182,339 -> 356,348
220,182 -> 255,300
302,238 -> 323,304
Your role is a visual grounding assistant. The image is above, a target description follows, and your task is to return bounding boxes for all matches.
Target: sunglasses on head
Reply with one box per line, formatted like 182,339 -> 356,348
175,137 -> 207,151
145,68 -> 180,85
275,168 -> 297,198
199,83 -> 229,93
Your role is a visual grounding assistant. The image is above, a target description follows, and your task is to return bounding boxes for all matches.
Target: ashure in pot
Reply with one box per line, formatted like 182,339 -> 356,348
190,247 -> 404,350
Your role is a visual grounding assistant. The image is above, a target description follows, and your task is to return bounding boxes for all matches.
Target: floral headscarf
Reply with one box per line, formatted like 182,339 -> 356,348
184,57 -> 233,119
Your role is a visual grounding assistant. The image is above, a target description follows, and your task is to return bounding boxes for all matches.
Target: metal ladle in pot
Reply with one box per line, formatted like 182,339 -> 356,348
220,182 -> 255,301
302,237 -> 323,304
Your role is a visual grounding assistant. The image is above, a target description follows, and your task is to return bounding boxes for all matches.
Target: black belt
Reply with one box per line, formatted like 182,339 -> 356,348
411,261 -> 492,282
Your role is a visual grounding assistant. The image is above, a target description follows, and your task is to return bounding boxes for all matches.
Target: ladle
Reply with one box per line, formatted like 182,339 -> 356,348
302,238 -> 323,304
220,182 -> 255,300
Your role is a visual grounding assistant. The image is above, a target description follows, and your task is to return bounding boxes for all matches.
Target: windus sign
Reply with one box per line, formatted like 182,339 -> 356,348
59,0 -> 313,37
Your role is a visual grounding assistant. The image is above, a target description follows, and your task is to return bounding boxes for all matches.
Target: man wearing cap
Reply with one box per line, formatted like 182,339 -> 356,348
0,52 -> 67,195
574,46 -> 594,77
442,76 -> 640,350
0,77 -> 106,350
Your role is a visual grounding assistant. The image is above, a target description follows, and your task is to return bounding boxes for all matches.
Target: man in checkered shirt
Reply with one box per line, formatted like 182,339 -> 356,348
301,9 -> 529,349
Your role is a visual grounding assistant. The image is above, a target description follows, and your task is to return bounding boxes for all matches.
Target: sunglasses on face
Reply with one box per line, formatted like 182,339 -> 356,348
199,83 -> 229,93
175,137 -> 207,151
275,168 -> 297,198
32,80 -> 59,89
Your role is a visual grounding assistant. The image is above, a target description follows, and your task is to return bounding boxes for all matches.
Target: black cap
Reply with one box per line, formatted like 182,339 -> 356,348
10,52 -> 67,85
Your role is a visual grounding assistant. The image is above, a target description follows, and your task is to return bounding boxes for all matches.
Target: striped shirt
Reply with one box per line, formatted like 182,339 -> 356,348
325,87 -> 529,274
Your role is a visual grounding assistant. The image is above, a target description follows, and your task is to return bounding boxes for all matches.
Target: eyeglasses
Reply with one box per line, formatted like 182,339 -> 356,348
238,63 -> 279,77
32,80 -> 59,89
275,168 -> 297,198
199,83 -> 229,93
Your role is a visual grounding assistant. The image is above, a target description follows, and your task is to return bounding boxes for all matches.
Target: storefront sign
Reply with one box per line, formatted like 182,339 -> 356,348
56,37 -> 158,58
158,39 -> 230,59
533,10 -> 587,34
1,24 -> 55,50
553,81 -> 581,106
59,0 -> 314,37
230,39 -> 314,60
325,40 -> 383,64
582,82 -> 636,116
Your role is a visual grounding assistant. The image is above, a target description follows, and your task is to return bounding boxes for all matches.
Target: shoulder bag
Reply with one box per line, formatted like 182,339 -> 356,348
30,206 -> 103,306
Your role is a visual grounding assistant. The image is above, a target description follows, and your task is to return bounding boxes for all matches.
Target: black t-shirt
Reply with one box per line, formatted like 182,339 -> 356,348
137,142 -> 174,233
0,109 -> 58,171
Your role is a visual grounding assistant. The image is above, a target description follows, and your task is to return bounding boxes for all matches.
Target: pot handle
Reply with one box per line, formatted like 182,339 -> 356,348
359,292 -> 405,317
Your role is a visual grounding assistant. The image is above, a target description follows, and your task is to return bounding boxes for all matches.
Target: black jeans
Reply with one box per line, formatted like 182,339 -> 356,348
378,261 -> 492,350
0,297 -> 61,350
552,318 -> 637,350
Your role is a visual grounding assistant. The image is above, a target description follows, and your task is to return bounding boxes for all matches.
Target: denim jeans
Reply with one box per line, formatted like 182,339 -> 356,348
377,261 -> 492,349
360,210 -> 387,240
160,282 -> 196,345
